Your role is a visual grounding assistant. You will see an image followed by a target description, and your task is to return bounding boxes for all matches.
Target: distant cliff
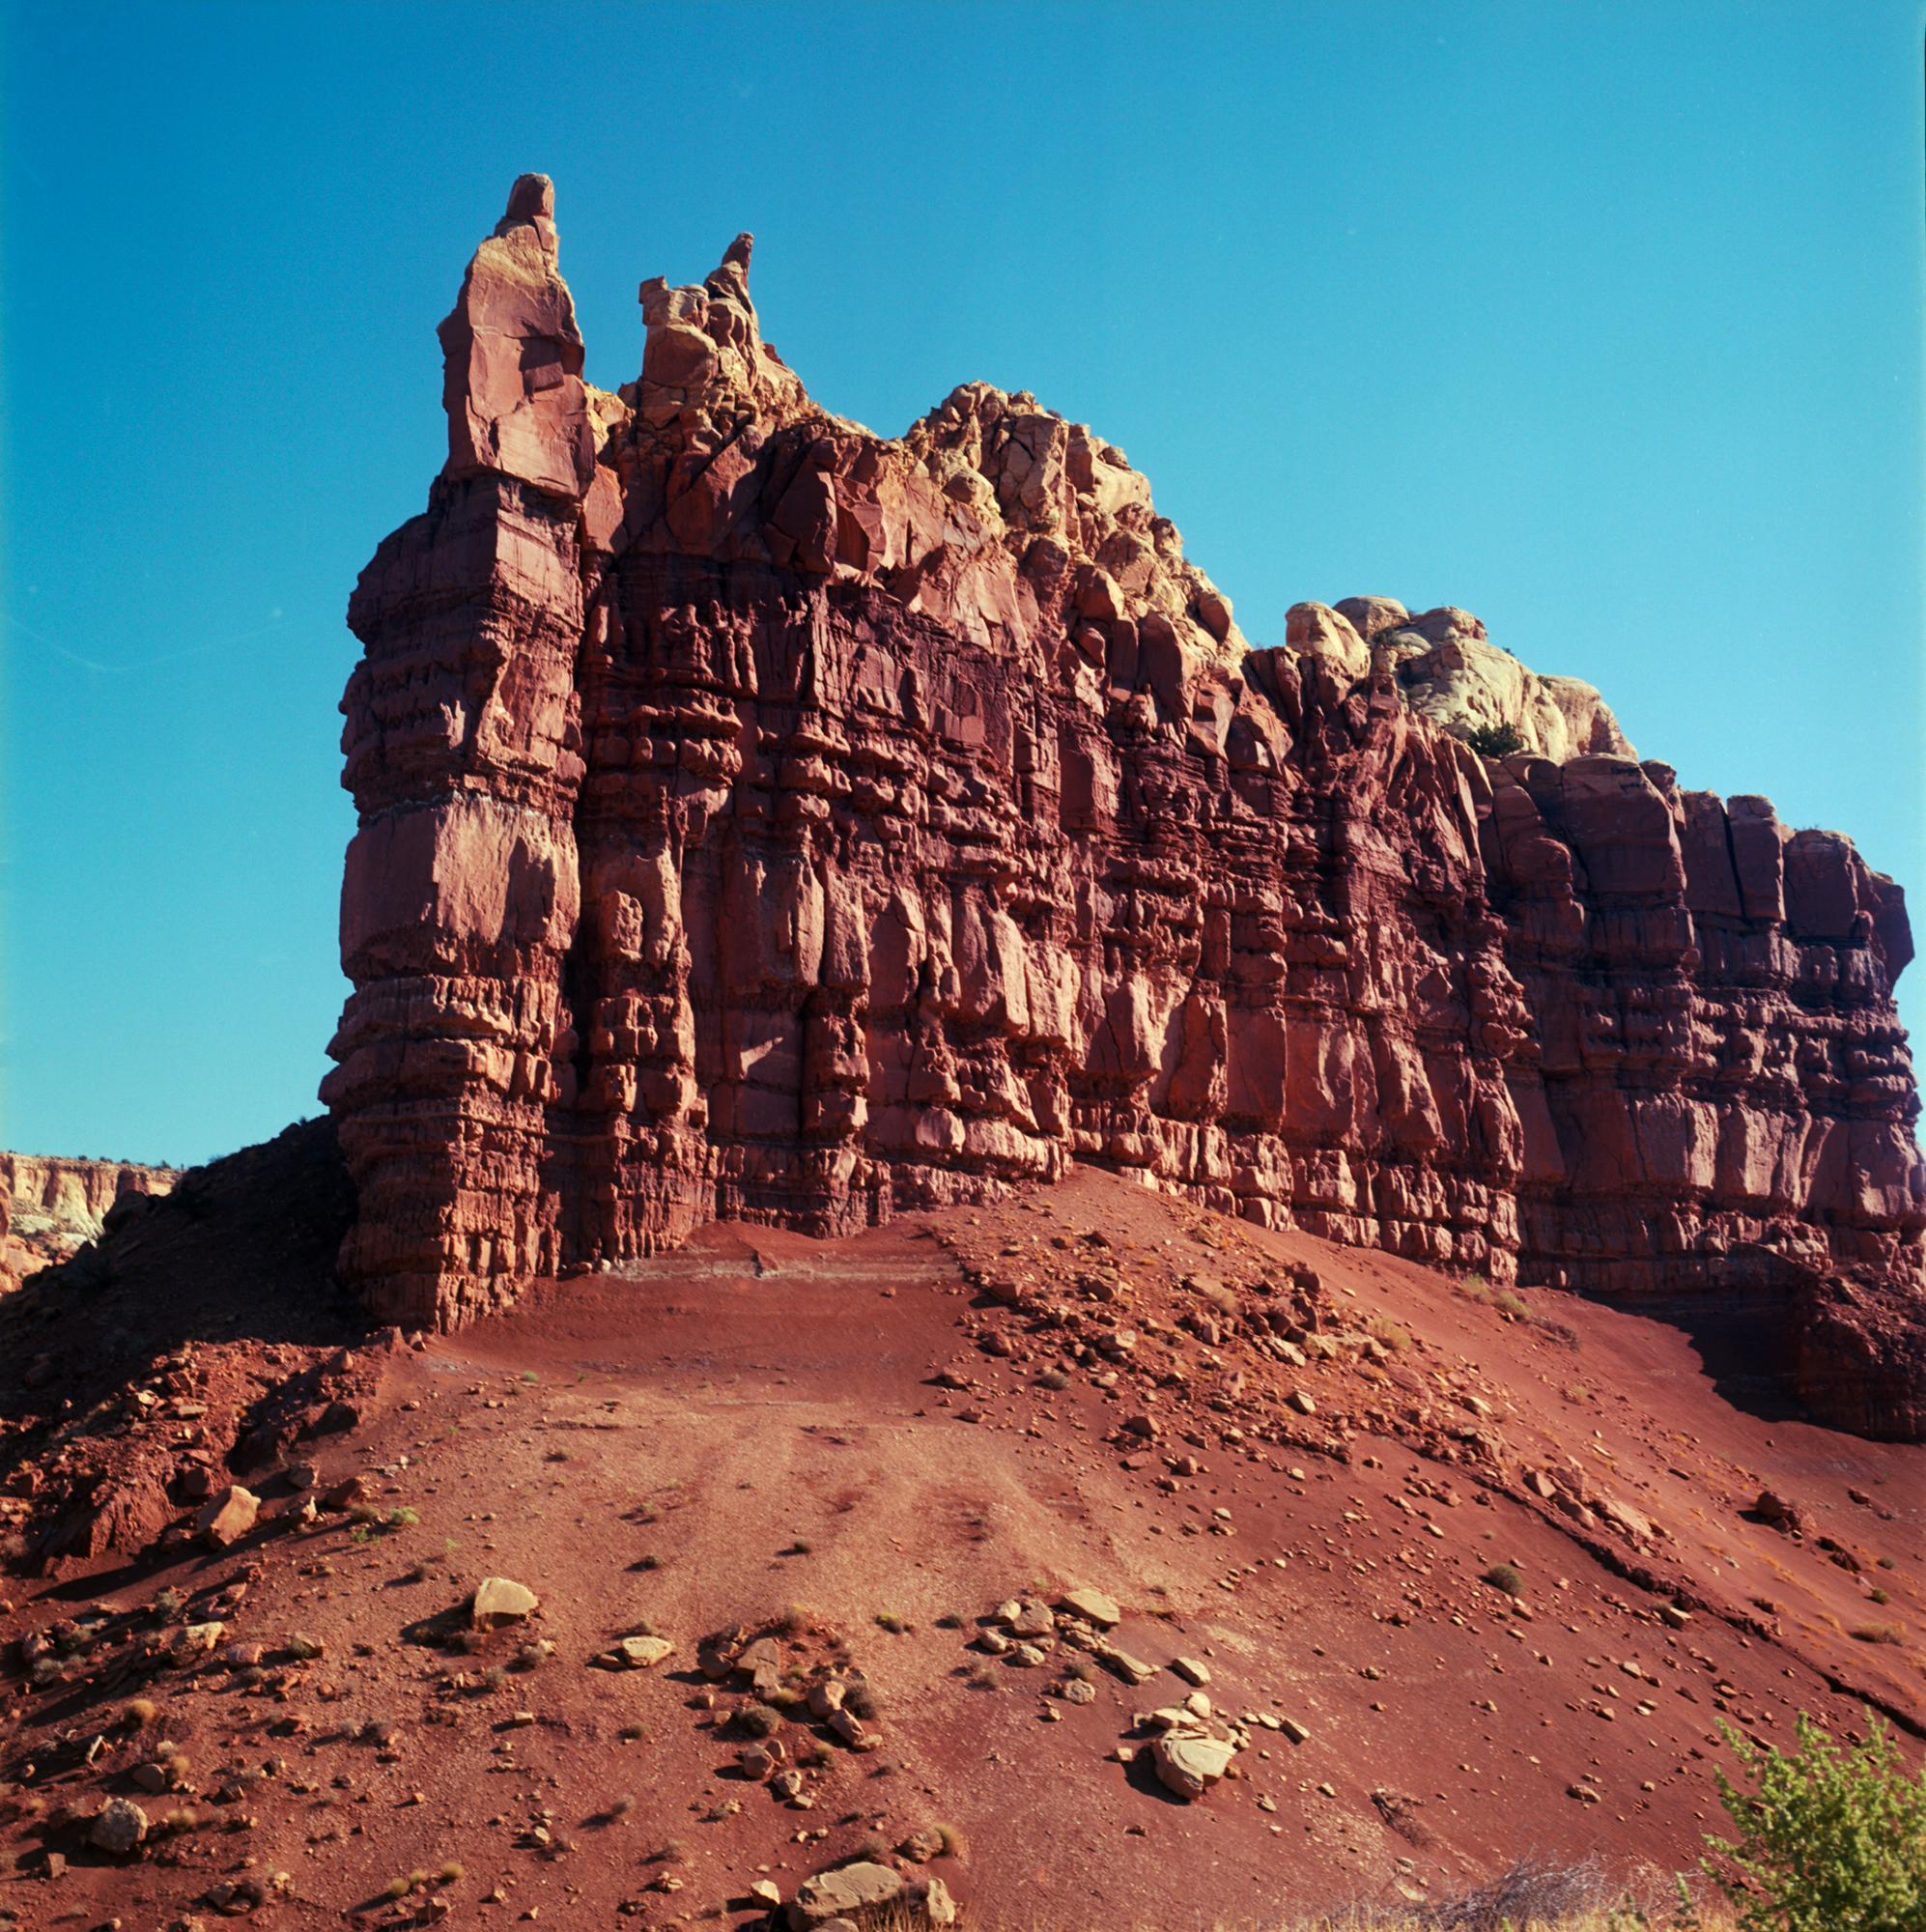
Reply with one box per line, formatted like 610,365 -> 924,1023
323,177 -> 1923,1435
2,1152 -> 179,1286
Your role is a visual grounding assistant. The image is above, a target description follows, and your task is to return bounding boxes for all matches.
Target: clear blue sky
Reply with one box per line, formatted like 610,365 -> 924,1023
2,0 -> 1922,1166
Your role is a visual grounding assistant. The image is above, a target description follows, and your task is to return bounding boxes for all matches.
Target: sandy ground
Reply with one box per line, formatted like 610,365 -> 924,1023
0,1141 -> 1919,1928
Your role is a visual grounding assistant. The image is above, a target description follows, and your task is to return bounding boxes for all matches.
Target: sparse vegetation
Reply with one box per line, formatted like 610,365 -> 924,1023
610,1794 -> 637,1819
1705,1710 -> 1926,1931
1367,1316 -> 1411,1351
1851,1622 -> 1905,1646
874,1611 -> 911,1634
1466,721 -> 1528,759
439,1861 -> 465,1884
122,1697 -> 157,1729
1494,1288 -> 1530,1319
1483,1562 -> 1524,1597
737,1703 -> 782,1738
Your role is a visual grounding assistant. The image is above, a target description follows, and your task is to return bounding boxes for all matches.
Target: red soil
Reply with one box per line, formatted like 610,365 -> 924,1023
0,1130 -> 1919,1927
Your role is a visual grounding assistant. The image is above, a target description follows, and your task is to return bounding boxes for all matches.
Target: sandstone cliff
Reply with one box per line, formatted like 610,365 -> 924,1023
324,179 -> 1924,1435
1,1152 -> 179,1287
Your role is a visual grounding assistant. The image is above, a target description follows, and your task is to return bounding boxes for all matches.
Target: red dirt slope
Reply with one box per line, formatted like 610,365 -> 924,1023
0,1142 -> 1919,1928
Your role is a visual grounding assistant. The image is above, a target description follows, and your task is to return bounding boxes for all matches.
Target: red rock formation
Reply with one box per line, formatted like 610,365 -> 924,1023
325,180 -> 1924,1435
1,1152 -> 178,1287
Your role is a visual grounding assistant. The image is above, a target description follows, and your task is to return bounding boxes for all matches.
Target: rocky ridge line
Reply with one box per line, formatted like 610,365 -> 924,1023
323,177 -> 1923,1436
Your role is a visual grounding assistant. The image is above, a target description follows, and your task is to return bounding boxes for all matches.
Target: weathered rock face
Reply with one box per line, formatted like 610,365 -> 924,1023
325,180 -> 1924,1435
1,1153 -> 178,1288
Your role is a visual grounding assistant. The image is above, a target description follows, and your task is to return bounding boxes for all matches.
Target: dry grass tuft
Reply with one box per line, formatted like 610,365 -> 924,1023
1852,1621 -> 1906,1645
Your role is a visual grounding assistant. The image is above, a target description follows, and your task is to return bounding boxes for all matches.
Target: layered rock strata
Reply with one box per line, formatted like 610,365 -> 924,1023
325,179 -> 1924,1433
1,1153 -> 178,1288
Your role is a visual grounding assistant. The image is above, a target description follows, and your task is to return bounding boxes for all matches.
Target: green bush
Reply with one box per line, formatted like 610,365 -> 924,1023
1466,721 -> 1527,758
1705,1711 -> 1926,1931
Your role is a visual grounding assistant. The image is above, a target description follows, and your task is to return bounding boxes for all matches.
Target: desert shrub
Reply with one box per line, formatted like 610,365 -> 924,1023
1482,1562 -> 1523,1597
1851,1623 -> 1905,1646
122,1698 -> 157,1729
1705,1710 -> 1926,1931
1493,1289 -> 1529,1319
1458,1275 -> 1493,1305
737,1703 -> 782,1738
1465,721 -> 1527,759
1414,1849 -> 1608,1928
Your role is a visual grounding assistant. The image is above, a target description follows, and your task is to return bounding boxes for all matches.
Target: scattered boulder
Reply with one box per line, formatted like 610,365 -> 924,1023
194,1486 -> 259,1548
471,1577 -> 539,1629
1100,1645 -> 1157,1686
907,1875 -> 957,1925
1152,1728 -> 1238,1800
90,1797 -> 149,1854
736,1635 -> 782,1697
1172,1656 -> 1211,1688
787,1861 -> 904,1929
600,1635 -> 672,1670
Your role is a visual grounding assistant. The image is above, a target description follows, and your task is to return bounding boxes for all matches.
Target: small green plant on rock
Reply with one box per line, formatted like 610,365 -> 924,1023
1466,721 -> 1527,758
1704,1710 -> 1926,1931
